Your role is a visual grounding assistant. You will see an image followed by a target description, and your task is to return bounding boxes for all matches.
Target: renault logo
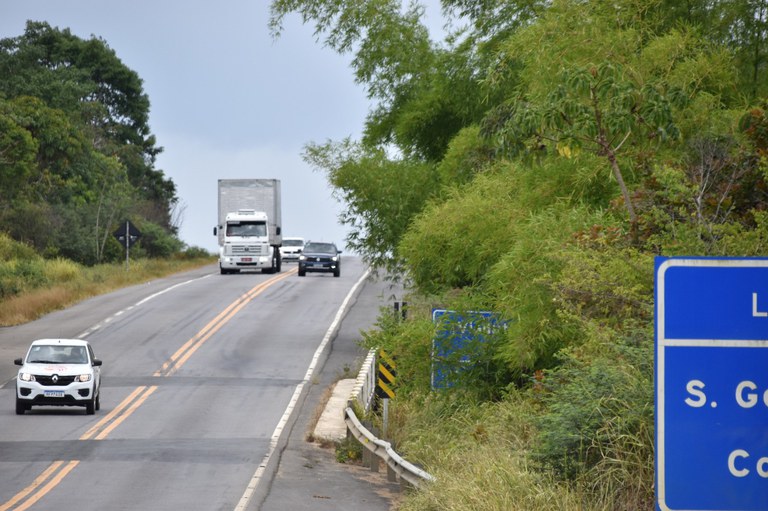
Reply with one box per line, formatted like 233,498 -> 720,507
52,374 -> 59,383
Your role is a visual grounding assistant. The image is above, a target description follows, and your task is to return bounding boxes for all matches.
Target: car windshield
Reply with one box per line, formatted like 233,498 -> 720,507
226,222 -> 266,237
28,345 -> 88,364
284,239 -> 304,247
305,242 -> 336,253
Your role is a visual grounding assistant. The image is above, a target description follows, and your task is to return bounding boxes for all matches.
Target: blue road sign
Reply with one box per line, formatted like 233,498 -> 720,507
431,309 -> 506,389
656,257 -> 768,511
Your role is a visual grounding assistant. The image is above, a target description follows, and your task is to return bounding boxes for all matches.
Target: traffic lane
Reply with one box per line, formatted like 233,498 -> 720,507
70,264 -> 370,510
183,275 -> 361,381
3,383 -> 298,510
76,268 -> 300,378
0,264 -> 218,385
0,262 -> 370,509
0,376 -> 296,510
259,271 -> 403,511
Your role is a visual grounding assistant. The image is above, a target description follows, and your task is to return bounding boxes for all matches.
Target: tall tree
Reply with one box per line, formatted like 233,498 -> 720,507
0,21 -> 177,227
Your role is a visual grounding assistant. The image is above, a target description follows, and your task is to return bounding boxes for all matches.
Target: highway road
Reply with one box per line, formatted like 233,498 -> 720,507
0,257 -> 399,510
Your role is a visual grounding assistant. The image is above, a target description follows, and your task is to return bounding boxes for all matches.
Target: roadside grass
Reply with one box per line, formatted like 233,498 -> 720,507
386,391 -> 606,511
0,256 -> 216,326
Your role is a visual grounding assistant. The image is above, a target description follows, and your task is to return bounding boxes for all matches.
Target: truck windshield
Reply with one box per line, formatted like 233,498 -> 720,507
226,222 -> 267,237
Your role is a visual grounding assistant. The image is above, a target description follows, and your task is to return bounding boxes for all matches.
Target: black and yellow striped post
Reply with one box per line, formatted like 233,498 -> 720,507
375,349 -> 396,405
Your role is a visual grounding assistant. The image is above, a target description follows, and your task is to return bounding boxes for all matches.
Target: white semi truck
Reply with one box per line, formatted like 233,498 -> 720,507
214,179 -> 282,274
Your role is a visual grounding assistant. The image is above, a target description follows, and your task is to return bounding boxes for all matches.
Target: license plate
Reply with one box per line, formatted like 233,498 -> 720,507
44,390 -> 65,398
241,257 -> 252,262
309,263 -> 323,267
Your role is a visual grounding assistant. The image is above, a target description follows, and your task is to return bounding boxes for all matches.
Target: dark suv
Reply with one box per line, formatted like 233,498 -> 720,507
298,242 -> 341,277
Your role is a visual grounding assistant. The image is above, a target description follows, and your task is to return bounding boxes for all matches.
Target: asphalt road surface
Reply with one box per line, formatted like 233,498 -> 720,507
0,257 -> 403,510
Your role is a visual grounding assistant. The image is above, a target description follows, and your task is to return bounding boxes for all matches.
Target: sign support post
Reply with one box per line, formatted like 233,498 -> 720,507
113,220 -> 141,270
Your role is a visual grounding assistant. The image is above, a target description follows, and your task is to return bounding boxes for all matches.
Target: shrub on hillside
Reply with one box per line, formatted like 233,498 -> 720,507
0,233 -> 37,261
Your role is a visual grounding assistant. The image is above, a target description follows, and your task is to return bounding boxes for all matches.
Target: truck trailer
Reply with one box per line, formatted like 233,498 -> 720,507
214,179 -> 282,274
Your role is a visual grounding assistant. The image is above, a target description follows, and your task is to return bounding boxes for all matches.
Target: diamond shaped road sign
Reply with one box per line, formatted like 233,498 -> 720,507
113,220 -> 141,249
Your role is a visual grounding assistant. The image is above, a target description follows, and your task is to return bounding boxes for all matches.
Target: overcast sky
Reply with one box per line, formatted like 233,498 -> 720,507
1,1 -> 444,253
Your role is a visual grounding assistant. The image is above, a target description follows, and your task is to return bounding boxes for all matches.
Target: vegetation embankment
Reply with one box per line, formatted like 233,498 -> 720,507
270,1 -> 768,509
0,233 -> 214,327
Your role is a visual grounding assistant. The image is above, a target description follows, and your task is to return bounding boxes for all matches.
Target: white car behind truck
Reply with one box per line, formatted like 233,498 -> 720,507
280,237 -> 305,262
214,179 -> 283,275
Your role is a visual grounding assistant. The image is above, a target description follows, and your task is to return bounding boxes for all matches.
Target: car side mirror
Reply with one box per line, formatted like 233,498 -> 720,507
213,226 -> 218,235
14,358 -> 23,366
92,359 -> 103,367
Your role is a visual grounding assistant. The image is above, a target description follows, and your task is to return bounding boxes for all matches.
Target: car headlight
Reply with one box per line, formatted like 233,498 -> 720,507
77,374 -> 92,382
18,373 -> 35,382
298,255 -> 306,261
331,256 -> 338,261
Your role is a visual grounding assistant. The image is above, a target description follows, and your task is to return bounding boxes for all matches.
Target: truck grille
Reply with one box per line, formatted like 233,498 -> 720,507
229,244 -> 267,256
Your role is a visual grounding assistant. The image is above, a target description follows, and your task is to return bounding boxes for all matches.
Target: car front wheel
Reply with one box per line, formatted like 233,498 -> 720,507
15,398 -> 28,415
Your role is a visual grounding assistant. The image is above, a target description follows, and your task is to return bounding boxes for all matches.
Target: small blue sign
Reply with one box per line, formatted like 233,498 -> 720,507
431,309 -> 506,389
656,257 -> 768,511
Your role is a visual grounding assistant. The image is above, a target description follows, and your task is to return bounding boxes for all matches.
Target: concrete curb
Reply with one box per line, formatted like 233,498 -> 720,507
313,378 -> 357,441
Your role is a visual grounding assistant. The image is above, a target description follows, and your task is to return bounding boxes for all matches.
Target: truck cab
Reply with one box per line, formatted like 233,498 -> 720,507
215,209 -> 281,274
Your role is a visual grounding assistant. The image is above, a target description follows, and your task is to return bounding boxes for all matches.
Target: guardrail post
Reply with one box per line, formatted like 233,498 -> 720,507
370,425 -> 380,473
361,420 -> 373,468
387,462 -> 397,482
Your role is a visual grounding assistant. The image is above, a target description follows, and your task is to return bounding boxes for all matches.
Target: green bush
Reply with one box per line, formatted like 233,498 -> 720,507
44,258 -> 81,283
0,232 -> 37,261
133,221 -> 184,258
0,261 -> 22,298
483,205 -> 619,374
178,246 -> 214,259
531,333 -> 654,505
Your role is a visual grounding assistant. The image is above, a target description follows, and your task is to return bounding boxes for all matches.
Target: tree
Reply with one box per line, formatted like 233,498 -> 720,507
0,21 -> 177,228
0,22 -> 182,262
480,2 -> 738,230
0,99 -> 38,203
303,138 -> 439,272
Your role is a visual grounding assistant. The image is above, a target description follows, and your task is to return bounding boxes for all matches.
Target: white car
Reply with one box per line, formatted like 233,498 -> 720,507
14,339 -> 102,415
280,237 -> 305,262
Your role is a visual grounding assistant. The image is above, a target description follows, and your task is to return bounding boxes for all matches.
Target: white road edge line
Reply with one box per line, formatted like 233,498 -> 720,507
234,269 -> 371,511
77,274 -> 212,339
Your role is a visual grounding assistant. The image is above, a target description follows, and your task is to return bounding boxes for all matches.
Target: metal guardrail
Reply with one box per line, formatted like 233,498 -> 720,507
344,406 -> 436,488
348,348 -> 377,412
345,347 -> 436,488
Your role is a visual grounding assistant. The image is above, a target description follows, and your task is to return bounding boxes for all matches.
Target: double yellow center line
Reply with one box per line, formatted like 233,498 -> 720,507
1,268 -> 296,510
155,269 -> 295,377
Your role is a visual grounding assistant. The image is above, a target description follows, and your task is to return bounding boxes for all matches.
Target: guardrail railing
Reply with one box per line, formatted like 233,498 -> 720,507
344,348 -> 435,488
344,406 -> 436,488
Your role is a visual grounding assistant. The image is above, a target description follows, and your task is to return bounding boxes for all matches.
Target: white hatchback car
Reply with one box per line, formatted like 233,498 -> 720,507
14,339 -> 102,415
280,237 -> 305,262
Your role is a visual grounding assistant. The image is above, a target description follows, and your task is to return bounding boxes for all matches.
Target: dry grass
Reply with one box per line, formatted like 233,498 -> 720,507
0,257 -> 215,326
306,380 -> 341,446
0,286 -> 74,326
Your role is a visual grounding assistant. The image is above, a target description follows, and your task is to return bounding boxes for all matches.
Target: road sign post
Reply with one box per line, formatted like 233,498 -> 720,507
655,257 -> 768,511
113,220 -> 141,270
